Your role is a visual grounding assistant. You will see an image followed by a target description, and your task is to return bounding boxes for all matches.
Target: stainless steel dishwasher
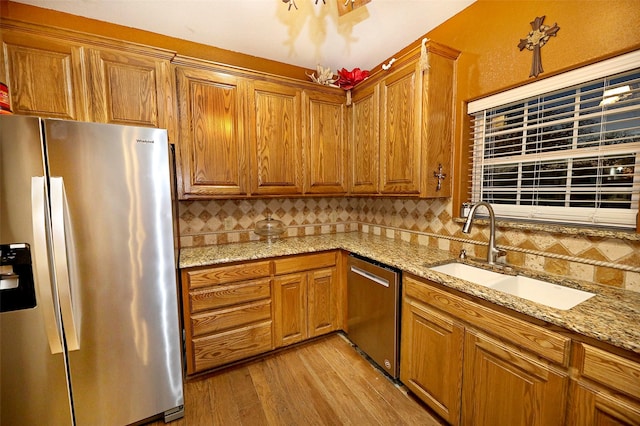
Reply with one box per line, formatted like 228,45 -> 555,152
347,254 -> 401,379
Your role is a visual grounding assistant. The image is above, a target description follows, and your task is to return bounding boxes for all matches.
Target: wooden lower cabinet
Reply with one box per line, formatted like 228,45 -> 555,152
401,274 -> 571,425
400,297 -> 464,425
182,261 -> 273,375
182,251 -> 341,375
568,342 -> 640,425
273,252 -> 339,348
569,381 -> 640,425
461,330 -> 569,426
273,272 -> 308,347
308,267 -> 339,337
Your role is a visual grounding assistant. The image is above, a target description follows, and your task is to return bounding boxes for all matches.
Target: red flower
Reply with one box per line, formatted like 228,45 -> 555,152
336,68 -> 369,90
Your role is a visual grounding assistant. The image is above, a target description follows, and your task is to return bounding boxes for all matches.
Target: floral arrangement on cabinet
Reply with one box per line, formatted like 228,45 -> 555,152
307,65 -> 369,104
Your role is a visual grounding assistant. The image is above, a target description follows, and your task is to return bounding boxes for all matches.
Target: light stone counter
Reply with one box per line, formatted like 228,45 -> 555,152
180,232 -> 640,354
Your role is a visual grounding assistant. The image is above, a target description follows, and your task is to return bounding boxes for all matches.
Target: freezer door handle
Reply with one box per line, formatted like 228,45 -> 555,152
349,265 -> 390,287
50,177 -> 80,351
31,177 -> 64,354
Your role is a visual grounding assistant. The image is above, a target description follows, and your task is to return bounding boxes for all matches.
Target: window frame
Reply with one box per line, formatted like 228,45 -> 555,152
467,51 -> 640,230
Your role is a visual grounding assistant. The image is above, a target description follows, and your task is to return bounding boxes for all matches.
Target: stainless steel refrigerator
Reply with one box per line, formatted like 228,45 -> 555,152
0,115 -> 184,425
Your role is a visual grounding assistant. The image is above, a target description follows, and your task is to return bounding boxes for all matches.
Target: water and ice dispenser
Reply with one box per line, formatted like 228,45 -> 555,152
0,243 -> 36,312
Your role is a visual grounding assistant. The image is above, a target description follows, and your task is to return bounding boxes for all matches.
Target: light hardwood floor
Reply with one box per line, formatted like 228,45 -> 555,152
149,333 -> 444,426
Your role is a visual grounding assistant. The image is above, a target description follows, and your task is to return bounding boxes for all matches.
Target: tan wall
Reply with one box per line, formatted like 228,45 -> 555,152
420,0 -> 640,215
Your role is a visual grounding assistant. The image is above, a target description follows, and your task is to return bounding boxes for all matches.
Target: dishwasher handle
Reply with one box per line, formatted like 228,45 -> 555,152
349,265 -> 390,288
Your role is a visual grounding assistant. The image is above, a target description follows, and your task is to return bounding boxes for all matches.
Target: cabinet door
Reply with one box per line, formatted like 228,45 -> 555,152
421,49 -> 456,197
568,342 -> 640,425
462,330 -> 569,426
379,63 -> 421,195
175,65 -> 249,198
400,297 -> 464,425
2,30 -> 87,120
303,90 -> 347,194
568,381 -> 640,426
85,48 -> 172,128
349,83 -> 379,194
307,267 -> 338,338
273,273 -> 308,347
249,80 -> 303,195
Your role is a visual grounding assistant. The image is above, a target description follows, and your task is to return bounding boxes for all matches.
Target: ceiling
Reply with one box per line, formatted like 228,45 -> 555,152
13,0 -> 475,72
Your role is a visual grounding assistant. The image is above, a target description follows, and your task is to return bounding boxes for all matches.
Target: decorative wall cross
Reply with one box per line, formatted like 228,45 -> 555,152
518,16 -> 560,78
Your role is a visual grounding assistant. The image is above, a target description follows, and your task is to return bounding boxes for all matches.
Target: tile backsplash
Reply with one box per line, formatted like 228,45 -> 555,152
178,197 -> 640,292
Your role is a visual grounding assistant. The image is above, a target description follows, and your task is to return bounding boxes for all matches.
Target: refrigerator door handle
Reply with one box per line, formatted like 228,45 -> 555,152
31,176 -> 64,354
50,177 -> 81,351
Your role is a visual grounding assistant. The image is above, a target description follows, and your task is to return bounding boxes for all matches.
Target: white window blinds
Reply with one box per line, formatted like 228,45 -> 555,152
467,52 -> 640,229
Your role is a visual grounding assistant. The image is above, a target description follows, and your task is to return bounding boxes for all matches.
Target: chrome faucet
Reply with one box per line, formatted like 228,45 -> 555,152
462,201 -> 505,265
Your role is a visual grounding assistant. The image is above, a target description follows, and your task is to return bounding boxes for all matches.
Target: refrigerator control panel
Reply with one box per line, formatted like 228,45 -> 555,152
0,243 -> 37,312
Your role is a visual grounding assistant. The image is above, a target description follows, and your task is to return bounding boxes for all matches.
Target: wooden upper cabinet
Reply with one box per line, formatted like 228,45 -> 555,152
379,62 -> 422,195
349,40 -> 459,198
1,21 -> 176,128
1,28 -> 87,120
174,61 -> 249,198
421,44 -> 458,198
85,47 -> 174,129
302,90 -> 347,194
248,80 -> 303,195
349,82 -> 380,194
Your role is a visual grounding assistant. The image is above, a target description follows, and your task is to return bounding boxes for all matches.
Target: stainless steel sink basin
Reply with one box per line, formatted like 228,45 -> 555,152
429,262 -> 595,310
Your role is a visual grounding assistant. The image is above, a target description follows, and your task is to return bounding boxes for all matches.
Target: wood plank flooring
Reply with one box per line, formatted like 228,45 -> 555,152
149,333 -> 444,426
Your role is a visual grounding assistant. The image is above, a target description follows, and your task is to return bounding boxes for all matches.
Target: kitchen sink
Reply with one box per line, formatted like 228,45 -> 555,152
489,275 -> 595,310
429,262 -> 595,310
429,262 -> 508,286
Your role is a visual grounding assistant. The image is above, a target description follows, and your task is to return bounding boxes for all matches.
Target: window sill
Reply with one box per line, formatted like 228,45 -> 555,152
452,217 -> 640,241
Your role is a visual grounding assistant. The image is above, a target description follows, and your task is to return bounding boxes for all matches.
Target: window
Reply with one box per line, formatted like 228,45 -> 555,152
468,51 -> 640,229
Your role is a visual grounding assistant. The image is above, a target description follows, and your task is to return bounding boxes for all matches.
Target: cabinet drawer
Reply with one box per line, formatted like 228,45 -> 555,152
576,343 -> 640,399
192,321 -> 273,372
191,299 -> 272,337
186,260 -> 271,289
404,275 -> 570,366
274,252 -> 336,275
189,278 -> 271,312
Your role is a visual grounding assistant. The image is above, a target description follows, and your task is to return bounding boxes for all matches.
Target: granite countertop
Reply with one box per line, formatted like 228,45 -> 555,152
180,232 -> 640,355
